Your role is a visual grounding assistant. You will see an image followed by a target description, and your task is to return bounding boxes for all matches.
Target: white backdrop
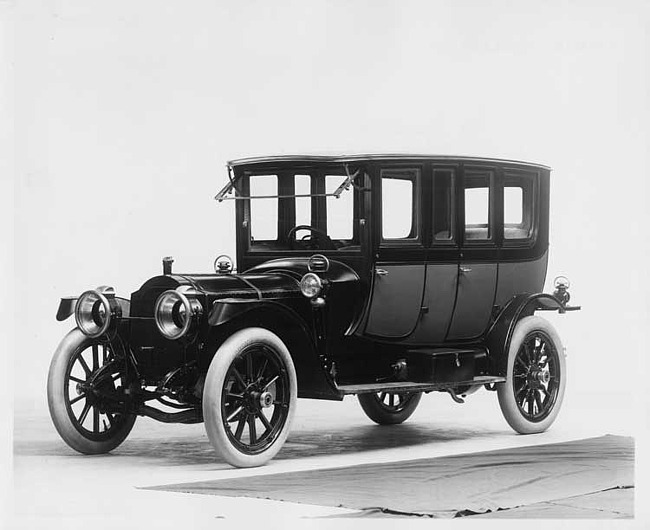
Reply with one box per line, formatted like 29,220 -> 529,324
11,0 -> 649,443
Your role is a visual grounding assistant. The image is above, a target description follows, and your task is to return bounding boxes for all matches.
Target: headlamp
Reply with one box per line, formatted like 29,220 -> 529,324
155,286 -> 203,340
75,286 -> 119,338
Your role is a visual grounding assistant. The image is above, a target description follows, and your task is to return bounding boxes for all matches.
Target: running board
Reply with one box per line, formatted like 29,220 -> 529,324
336,376 -> 506,396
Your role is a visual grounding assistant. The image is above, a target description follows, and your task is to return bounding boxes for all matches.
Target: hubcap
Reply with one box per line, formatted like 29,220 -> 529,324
259,391 -> 273,409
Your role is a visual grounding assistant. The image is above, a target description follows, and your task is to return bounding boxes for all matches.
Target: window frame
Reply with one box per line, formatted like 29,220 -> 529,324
502,169 -> 538,247
379,167 -> 422,247
460,167 -> 496,247
431,167 -> 457,246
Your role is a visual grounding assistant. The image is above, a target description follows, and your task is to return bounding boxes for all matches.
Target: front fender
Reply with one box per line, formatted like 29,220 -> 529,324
56,297 -> 78,321
207,298 -> 340,400
208,298 -> 306,328
486,293 -> 566,376
56,297 -> 131,322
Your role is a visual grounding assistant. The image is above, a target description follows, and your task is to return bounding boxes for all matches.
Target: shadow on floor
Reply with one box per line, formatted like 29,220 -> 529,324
15,420 -> 505,467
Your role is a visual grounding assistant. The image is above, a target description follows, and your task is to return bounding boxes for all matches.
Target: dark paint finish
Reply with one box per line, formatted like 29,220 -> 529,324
365,264 -> 425,338
494,251 -> 548,307
408,264 -> 458,344
447,263 -> 498,340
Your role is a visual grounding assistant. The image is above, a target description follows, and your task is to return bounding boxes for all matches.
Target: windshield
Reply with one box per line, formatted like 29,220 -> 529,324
235,169 -> 363,252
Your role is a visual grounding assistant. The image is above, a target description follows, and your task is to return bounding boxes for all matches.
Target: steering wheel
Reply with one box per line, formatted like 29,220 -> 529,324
287,225 -> 337,250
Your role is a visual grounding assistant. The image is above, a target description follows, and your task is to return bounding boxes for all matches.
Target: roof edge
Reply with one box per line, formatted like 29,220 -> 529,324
227,153 -> 551,170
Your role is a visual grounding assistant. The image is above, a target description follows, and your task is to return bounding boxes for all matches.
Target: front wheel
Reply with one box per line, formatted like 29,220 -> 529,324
358,391 -> 422,425
497,316 -> 566,434
202,328 -> 297,468
47,329 -> 136,454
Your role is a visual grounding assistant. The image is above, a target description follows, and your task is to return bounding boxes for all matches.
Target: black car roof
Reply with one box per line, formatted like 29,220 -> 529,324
227,154 -> 551,170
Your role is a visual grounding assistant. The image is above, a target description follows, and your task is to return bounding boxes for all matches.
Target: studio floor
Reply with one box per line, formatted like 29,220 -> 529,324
10,388 -> 637,528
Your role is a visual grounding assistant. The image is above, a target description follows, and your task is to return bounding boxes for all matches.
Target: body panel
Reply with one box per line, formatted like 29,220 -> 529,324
364,264 -> 425,338
447,262 -> 498,340
408,263 -> 458,344
495,251 -> 548,308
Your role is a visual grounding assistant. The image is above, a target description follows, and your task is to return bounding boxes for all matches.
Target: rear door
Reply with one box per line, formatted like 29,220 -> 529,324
409,165 -> 460,344
364,167 -> 425,338
446,165 -> 498,340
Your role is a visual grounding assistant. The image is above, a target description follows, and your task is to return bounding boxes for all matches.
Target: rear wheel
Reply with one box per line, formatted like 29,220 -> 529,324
497,316 -> 566,434
358,391 -> 422,425
203,328 -> 297,468
47,329 -> 136,454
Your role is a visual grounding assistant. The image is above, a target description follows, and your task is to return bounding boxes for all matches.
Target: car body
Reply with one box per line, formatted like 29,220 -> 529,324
48,154 -> 579,467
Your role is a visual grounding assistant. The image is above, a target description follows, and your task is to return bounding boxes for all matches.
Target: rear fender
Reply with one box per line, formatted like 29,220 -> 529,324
486,293 -> 565,376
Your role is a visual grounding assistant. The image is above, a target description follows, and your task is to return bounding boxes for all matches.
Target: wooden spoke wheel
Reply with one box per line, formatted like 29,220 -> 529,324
497,316 -> 566,434
358,391 -> 422,425
203,328 -> 297,468
47,329 -> 136,454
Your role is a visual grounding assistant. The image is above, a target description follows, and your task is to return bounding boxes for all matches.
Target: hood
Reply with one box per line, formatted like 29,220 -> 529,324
130,257 -> 359,317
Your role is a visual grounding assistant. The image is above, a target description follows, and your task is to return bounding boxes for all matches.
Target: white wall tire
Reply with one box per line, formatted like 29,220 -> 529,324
47,329 -> 136,454
202,328 -> 297,468
358,391 -> 422,425
497,316 -> 566,434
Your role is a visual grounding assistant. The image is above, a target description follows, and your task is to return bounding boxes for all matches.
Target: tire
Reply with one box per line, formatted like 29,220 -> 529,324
47,329 -> 136,454
497,316 -> 566,434
358,391 -> 422,425
202,328 -> 297,468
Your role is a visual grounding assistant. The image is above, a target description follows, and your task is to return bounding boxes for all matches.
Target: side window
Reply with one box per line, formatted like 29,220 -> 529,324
463,170 -> 493,242
433,169 -> 455,242
249,175 -> 277,241
504,172 -> 535,241
381,168 -> 419,241
325,175 -> 353,240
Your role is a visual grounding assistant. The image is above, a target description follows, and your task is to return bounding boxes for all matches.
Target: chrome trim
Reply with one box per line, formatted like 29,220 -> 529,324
74,287 -> 116,338
154,287 -> 202,340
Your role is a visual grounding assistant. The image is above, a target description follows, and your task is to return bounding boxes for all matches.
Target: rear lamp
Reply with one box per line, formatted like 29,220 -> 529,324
75,286 -> 120,338
554,276 -> 570,290
300,273 -> 323,298
154,286 -> 203,340
553,276 -> 571,304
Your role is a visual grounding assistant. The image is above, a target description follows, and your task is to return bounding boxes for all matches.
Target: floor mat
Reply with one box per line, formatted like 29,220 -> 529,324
147,434 -> 634,518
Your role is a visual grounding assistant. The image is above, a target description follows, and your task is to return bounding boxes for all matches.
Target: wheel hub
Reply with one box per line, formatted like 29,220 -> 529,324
536,370 -> 550,384
259,391 -> 273,409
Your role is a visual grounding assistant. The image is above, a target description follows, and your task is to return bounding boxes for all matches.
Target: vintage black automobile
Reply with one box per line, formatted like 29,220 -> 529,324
48,154 -> 579,467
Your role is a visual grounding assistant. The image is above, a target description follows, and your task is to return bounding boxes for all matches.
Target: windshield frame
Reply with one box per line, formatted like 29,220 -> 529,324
231,164 -> 369,257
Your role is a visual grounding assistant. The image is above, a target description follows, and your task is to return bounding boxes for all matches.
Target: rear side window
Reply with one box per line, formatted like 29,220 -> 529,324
463,170 -> 493,242
504,172 -> 536,241
381,168 -> 420,241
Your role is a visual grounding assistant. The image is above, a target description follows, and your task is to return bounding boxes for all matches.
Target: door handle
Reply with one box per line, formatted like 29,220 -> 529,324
460,266 -> 472,274
375,269 -> 389,277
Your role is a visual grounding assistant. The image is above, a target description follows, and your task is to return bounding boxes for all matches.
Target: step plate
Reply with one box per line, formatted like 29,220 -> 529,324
336,376 -> 506,395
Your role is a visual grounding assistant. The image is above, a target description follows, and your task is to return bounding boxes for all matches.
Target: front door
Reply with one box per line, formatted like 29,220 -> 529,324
364,167 -> 425,338
447,166 -> 498,340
